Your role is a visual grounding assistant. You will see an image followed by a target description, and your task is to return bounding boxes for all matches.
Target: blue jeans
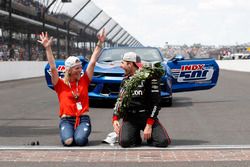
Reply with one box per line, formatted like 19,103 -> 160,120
59,115 -> 91,146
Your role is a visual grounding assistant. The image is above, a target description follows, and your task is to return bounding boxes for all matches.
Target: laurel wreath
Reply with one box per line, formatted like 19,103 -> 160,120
113,62 -> 165,119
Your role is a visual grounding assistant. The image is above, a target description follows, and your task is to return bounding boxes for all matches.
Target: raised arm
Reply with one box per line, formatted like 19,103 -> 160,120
38,32 -> 59,86
86,29 -> 106,81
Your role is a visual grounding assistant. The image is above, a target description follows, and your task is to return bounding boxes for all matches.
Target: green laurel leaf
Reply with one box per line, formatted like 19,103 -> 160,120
113,62 -> 165,119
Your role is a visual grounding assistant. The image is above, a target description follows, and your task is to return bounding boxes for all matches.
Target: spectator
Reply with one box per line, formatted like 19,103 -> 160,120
9,44 -> 15,61
0,49 -> 3,61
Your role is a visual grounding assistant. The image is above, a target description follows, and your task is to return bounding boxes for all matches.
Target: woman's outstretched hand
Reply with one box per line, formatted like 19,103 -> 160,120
97,28 -> 106,43
37,32 -> 53,49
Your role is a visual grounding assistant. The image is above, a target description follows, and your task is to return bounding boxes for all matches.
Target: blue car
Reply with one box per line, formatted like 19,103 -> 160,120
45,47 -> 219,106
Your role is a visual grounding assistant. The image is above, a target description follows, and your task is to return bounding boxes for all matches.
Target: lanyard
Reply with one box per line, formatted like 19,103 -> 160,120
68,81 -> 79,101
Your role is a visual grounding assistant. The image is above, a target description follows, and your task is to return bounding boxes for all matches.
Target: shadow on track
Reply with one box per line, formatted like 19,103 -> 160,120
0,126 -> 58,137
171,139 -> 209,145
88,139 -> 210,146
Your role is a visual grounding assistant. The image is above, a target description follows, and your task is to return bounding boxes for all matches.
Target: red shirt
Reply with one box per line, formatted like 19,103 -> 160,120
54,73 -> 90,128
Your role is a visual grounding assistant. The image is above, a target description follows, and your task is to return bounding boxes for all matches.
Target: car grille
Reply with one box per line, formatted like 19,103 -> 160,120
88,83 -> 121,95
101,83 -> 121,95
105,73 -> 124,77
89,81 -> 168,95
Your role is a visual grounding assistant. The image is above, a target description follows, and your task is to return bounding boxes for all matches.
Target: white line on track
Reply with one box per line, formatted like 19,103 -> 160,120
1,145 -> 250,150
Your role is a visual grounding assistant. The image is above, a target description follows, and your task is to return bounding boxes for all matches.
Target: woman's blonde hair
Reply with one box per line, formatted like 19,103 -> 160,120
64,69 -> 70,84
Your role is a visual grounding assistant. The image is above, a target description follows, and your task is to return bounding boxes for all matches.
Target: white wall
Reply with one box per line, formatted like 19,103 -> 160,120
216,60 -> 250,72
0,60 -> 250,82
0,61 -> 47,82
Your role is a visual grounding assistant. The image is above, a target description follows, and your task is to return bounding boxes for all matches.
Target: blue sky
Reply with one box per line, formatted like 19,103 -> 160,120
91,0 -> 250,47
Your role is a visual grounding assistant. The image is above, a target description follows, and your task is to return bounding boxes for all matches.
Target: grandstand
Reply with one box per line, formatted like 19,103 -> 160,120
0,0 -> 142,61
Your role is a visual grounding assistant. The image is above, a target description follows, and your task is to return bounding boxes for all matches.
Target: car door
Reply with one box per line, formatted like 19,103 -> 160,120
167,55 -> 219,93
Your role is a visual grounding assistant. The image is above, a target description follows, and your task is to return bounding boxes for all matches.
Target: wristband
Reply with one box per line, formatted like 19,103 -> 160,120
97,41 -> 103,48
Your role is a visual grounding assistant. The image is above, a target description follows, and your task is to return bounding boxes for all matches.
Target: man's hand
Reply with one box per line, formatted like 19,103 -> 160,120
113,120 -> 120,135
143,124 -> 152,140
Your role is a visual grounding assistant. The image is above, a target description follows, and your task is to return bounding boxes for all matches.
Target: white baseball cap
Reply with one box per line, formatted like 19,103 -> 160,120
65,56 -> 82,69
122,52 -> 143,68
102,132 -> 118,145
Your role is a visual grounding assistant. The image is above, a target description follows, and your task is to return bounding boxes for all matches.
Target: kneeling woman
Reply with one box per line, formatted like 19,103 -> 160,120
38,30 -> 105,146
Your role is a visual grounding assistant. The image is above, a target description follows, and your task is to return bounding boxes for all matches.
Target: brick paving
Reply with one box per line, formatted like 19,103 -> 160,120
0,150 -> 250,162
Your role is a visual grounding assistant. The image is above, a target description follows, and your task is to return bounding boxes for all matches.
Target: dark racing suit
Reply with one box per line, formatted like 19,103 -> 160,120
113,76 -> 171,147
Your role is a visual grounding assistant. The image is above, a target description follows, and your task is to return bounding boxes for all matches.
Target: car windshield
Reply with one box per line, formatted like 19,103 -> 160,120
98,48 -> 163,63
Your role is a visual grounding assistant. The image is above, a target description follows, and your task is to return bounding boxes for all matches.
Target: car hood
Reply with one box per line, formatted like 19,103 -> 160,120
95,62 -> 124,74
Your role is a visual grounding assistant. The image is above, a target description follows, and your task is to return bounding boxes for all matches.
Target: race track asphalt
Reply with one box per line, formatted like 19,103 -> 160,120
0,69 -> 250,146
0,69 -> 250,167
